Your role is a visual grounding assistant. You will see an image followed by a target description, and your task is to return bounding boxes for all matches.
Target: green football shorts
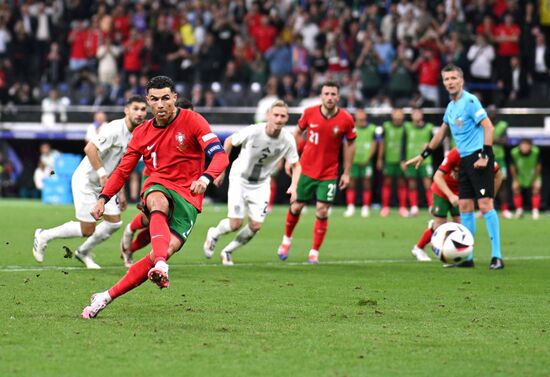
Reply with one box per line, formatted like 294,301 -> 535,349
296,174 -> 338,203
405,164 -> 434,179
431,193 -> 460,218
351,163 -> 373,179
383,162 -> 403,177
142,184 -> 198,242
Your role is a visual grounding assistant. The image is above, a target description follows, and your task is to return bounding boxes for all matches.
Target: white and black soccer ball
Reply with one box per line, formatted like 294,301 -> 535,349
431,222 -> 474,264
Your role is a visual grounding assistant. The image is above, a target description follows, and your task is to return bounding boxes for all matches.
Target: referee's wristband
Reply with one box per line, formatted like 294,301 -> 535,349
420,147 -> 433,159
479,145 -> 493,160
96,167 -> 107,177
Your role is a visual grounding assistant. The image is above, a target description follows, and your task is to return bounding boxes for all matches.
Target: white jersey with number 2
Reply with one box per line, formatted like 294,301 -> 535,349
229,123 -> 299,184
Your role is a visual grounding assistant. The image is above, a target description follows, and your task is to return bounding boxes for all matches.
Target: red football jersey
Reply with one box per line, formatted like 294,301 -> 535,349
432,148 -> 499,200
298,105 -> 356,180
102,108 -> 224,211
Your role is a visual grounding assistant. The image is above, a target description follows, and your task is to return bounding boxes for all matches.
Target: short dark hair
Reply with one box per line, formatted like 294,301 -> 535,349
126,95 -> 147,106
320,81 -> 340,93
146,76 -> 176,93
176,97 -> 194,110
441,64 -> 464,78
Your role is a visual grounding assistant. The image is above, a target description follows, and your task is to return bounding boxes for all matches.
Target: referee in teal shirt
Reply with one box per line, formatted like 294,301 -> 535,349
407,64 -> 503,270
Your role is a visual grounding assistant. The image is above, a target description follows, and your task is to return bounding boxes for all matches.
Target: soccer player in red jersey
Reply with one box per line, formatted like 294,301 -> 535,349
411,147 -> 502,261
277,82 -> 356,264
82,76 -> 229,319
119,98 -> 196,267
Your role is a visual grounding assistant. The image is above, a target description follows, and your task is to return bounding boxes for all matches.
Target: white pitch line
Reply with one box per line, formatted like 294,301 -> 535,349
1,255 -> 549,272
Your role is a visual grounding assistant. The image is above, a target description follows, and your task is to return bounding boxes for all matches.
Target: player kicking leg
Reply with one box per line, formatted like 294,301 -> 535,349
83,188 -> 198,318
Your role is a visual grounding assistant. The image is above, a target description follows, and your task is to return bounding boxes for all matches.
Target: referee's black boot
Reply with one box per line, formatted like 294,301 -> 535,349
443,259 -> 475,268
489,257 -> 504,270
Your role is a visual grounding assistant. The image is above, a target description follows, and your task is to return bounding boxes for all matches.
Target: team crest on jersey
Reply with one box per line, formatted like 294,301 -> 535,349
333,126 -> 340,136
176,132 -> 186,151
455,118 -> 463,128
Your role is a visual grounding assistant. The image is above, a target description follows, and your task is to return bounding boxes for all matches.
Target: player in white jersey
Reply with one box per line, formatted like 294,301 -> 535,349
204,100 -> 301,265
32,96 -> 147,268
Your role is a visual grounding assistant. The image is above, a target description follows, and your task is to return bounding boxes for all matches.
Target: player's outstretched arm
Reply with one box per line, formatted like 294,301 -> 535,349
406,123 -> 449,169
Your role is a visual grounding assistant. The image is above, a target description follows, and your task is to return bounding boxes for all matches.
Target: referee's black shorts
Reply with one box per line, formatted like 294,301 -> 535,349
459,152 -> 494,200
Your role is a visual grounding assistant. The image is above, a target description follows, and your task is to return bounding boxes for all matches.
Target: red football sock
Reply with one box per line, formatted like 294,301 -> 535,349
409,190 -> 418,207
130,229 -> 151,253
129,213 -> 147,232
501,202 -> 509,211
362,191 -> 372,206
346,189 -> 356,206
382,183 -> 391,207
284,209 -> 301,238
513,193 -> 523,210
425,189 -> 433,207
312,217 -> 328,251
149,211 -> 170,264
416,227 -> 434,249
269,179 -> 277,208
532,194 -> 541,210
398,185 -> 408,208
108,255 -> 154,299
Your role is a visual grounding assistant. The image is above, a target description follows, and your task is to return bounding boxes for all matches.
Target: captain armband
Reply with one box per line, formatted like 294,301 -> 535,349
205,141 -> 224,159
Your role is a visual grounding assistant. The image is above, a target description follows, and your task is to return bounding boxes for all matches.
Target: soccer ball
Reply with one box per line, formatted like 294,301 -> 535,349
431,222 -> 474,264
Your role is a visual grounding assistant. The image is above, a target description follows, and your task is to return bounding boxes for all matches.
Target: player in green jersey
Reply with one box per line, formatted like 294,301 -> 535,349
403,108 -> 434,216
377,108 -> 409,217
344,109 -> 378,218
488,106 -> 513,219
510,139 -> 542,220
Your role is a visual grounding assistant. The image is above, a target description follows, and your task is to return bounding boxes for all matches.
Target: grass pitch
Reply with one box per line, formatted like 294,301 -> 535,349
1,199 -> 549,376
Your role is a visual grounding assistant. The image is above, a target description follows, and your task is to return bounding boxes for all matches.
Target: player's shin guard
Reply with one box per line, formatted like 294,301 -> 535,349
416,226 -> 434,249
223,225 -> 257,253
513,193 -> 523,210
284,209 -> 301,238
130,213 -> 148,232
346,189 -> 356,206
108,255 -> 154,299
382,184 -> 391,208
312,217 -> 328,251
362,191 -> 372,206
78,220 -> 122,254
483,209 -> 502,259
460,212 -> 476,261
532,194 -> 541,210
131,229 -> 151,253
149,211 -> 170,264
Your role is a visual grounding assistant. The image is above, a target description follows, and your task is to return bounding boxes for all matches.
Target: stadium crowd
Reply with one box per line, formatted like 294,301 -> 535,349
0,0 -> 549,109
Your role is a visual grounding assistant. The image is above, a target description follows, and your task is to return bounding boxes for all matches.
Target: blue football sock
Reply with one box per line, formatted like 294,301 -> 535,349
483,209 -> 502,259
460,212 -> 476,261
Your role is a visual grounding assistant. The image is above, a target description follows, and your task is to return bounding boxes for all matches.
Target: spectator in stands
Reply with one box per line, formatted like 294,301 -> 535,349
467,34 -> 496,103
412,48 -> 441,106
0,18 -> 10,59
11,20 -> 33,84
96,36 -> 121,86
251,15 -> 278,54
356,38 -> 381,100
499,56 -> 528,104
0,150 -> 15,197
41,88 -> 68,128
374,32 -> 396,86
10,82 -> 36,105
45,41 -> 63,85
494,13 -> 520,85
530,31 -> 550,98
197,32 -> 224,83
265,37 -> 291,78
389,42 -> 414,106
68,20 -> 91,73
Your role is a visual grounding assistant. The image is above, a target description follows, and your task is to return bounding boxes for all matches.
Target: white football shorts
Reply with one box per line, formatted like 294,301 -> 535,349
227,178 -> 270,223
72,177 -> 120,222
